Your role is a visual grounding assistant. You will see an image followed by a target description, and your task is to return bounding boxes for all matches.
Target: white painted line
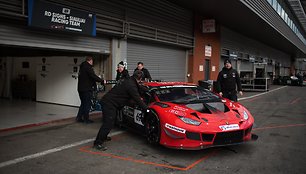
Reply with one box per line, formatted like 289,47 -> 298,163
0,131 -> 124,168
238,86 -> 287,101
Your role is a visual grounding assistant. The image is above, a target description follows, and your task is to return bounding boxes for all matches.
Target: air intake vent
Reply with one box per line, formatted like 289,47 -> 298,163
213,130 -> 243,145
202,133 -> 214,142
186,131 -> 201,141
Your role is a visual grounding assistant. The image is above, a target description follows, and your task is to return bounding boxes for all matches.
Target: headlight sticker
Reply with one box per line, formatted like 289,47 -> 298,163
165,123 -> 186,134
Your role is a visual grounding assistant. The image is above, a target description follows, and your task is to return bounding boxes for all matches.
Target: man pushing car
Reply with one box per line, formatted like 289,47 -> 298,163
93,70 -> 148,151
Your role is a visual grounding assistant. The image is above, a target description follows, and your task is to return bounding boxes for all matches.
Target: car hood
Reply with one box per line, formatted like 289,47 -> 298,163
164,101 -> 242,124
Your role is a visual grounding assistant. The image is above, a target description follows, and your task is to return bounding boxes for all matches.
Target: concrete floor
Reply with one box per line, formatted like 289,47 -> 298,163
0,85 -> 305,174
0,99 -> 79,130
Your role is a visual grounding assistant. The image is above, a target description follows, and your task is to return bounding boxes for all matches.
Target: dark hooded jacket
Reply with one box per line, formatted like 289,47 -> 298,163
101,76 -> 148,110
77,61 -> 103,92
216,67 -> 242,93
116,69 -> 130,81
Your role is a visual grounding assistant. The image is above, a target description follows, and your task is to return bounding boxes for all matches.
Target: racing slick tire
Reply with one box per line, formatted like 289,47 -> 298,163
145,110 -> 161,145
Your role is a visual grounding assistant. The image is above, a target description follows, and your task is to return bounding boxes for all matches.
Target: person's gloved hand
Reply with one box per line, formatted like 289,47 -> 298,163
102,80 -> 106,85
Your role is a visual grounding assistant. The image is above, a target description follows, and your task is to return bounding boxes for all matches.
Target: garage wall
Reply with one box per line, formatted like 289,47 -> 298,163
221,26 -> 291,68
36,56 -> 84,106
12,57 -> 37,81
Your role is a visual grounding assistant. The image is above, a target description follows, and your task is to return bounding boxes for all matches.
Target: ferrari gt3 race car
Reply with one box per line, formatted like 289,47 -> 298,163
116,82 -> 256,150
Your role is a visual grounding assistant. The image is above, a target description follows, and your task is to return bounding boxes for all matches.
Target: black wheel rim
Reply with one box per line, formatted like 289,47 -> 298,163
146,114 -> 160,144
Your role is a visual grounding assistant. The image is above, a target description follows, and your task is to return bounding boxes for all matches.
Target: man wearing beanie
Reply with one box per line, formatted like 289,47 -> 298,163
116,61 -> 129,81
93,70 -> 148,151
216,59 -> 243,102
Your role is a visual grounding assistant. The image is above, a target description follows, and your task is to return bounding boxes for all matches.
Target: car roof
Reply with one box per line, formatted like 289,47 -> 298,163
142,81 -> 197,87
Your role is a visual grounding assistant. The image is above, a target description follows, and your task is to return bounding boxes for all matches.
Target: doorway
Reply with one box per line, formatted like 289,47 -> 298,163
205,59 -> 210,80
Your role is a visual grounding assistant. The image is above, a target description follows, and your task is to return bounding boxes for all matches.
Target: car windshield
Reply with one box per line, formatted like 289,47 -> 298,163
155,86 -> 220,103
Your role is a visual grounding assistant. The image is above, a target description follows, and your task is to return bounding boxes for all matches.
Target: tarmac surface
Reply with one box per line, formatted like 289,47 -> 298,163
0,85 -> 305,174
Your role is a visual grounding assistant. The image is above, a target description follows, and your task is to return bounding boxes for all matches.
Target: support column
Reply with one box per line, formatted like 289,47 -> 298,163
188,14 -> 221,84
111,38 -> 127,80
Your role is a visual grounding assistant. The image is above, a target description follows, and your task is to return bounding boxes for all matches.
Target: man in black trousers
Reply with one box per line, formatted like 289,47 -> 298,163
93,70 -> 148,150
216,59 -> 243,102
76,56 -> 104,124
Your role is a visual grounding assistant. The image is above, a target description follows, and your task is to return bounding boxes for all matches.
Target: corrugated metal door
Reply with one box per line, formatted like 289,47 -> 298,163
127,41 -> 187,81
0,23 -> 110,53
267,65 -> 273,72
240,61 -> 253,71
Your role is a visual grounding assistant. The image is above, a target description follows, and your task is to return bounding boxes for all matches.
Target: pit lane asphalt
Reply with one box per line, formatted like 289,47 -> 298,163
0,86 -> 305,174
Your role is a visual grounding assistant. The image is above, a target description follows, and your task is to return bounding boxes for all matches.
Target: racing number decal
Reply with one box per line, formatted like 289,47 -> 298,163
134,109 -> 144,126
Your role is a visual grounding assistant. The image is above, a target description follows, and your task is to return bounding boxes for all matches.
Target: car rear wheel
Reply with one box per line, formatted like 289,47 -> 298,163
145,111 -> 161,145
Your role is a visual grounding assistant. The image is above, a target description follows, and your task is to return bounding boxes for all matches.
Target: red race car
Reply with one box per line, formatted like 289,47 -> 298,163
116,82 -> 257,150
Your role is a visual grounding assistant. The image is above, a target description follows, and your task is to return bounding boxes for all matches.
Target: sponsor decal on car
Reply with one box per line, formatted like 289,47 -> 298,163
219,124 -> 240,131
123,106 -> 134,118
169,109 -> 187,116
165,123 -> 186,134
134,109 -> 144,126
173,106 -> 188,112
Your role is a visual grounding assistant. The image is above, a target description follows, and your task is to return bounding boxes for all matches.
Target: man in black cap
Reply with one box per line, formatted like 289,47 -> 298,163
216,59 -> 243,102
93,70 -> 148,150
76,56 -> 104,123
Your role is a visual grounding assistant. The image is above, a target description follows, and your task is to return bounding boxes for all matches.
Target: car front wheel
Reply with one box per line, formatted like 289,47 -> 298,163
145,111 -> 161,145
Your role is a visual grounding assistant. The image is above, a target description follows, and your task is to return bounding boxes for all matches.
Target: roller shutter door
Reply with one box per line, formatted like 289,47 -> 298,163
267,65 -> 273,72
0,23 -> 110,53
127,41 -> 187,81
240,61 -> 253,71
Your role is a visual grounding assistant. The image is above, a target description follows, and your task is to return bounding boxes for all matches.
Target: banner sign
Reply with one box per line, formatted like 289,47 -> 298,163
205,45 -> 212,57
28,0 -> 96,36
202,19 -> 215,33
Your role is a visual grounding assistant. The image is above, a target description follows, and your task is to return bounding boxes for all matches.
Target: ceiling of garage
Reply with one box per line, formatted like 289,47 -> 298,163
170,0 -> 306,58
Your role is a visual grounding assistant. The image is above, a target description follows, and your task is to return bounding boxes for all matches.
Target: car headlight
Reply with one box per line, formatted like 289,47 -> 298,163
243,111 -> 249,120
178,116 -> 201,126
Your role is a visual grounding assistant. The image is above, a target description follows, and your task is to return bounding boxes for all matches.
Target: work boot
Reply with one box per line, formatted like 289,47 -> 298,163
93,143 -> 107,151
76,117 -> 84,123
84,119 -> 94,124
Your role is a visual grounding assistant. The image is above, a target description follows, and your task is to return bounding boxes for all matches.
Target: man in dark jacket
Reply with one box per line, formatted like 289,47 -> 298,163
216,59 -> 243,102
115,61 -> 129,81
134,61 -> 152,81
76,56 -> 104,123
93,70 -> 148,150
